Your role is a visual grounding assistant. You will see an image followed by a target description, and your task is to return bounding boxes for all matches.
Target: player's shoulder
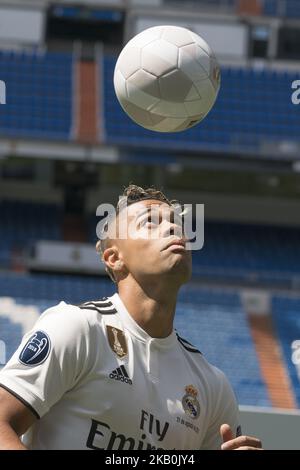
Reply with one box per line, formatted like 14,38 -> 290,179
200,358 -> 235,401
36,296 -> 116,335
40,296 -> 116,319
176,332 -> 203,355
77,297 -> 118,316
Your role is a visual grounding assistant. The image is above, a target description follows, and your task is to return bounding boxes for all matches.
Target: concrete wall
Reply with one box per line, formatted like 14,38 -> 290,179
239,405 -> 300,450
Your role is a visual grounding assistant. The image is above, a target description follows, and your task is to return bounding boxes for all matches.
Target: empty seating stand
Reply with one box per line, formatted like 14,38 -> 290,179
0,50 -> 73,140
103,57 -> 300,153
192,222 -> 300,283
0,200 -> 63,267
264,0 -> 300,18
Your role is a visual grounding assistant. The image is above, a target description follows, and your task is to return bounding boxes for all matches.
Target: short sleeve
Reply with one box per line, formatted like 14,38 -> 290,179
0,302 -> 90,419
201,368 -> 241,450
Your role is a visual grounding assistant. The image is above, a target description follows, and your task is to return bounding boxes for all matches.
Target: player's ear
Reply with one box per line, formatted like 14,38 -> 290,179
103,247 -> 125,275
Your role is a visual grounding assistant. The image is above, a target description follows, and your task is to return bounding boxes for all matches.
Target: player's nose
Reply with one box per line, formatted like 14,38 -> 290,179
161,220 -> 184,239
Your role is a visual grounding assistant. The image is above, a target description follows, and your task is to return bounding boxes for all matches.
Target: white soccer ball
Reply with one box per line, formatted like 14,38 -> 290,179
113,25 -> 221,133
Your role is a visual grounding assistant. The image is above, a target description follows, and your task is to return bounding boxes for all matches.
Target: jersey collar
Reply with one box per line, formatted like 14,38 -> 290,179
110,293 -> 177,349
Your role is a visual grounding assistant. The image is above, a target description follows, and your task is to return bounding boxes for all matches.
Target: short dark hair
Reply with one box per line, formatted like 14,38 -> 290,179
96,184 -> 178,282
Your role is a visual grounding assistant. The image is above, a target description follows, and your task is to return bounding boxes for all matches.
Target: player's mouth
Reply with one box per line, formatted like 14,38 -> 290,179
162,239 -> 187,251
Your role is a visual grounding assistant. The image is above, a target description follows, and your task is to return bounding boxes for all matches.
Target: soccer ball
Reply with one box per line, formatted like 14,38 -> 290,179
113,25 -> 221,133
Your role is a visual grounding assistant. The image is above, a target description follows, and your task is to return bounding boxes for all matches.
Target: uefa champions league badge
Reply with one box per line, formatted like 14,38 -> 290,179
182,385 -> 200,419
19,331 -> 51,366
106,325 -> 128,359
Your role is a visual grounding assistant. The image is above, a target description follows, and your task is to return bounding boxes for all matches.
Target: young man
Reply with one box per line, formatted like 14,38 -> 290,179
0,185 -> 262,450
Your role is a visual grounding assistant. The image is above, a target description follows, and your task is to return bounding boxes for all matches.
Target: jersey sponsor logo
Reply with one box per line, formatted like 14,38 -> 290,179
86,413 -> 170,450
140,410 -> 169,442
109,365 -> 132,385
182,385 -> 200,420
19,330 -> 51,366
106,325 -> 128,359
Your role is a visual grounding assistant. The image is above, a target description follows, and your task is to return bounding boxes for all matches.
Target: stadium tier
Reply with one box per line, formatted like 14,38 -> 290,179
0,272 -> 114,304
193,222 -> 300,283
0,50 -> 73,140
0,273 -> 270,406
3,202 -> 299,283
103,58 -> 300,152
167,0 -> 300,18
89,214 -> 300,283
0,200 -> 62,268
264,0 -> 300,17
272,295 -> 300,407
0,48 -> 298,154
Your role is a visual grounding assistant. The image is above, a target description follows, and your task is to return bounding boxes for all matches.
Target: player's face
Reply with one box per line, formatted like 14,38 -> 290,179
116,200 -> 192,285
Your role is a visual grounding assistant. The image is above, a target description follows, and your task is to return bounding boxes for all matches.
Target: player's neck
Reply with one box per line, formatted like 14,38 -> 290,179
118,277 -> 179,339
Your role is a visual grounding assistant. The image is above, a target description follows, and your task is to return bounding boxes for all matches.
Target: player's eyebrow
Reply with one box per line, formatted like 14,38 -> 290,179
134,207 -> 153,223
135,205 -> 175,223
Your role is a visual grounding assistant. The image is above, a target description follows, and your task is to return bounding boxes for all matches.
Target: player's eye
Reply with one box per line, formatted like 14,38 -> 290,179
139,214 -> 160,227
139,216 -> 153,227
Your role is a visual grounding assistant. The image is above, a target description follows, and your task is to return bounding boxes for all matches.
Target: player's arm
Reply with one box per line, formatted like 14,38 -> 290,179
201,368 -> 262,450
0,386 -> 37,450
0,303 -> 90,450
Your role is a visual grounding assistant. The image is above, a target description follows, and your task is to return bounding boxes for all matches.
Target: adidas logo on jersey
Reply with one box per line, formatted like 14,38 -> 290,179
109,365 -> 132,385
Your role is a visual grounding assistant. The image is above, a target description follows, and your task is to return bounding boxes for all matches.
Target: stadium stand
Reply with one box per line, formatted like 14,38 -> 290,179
89,214 -> 300,284
0,50 -> 73,140
272,295 -> 300,407
0,200 -> 63,267
0,272 -> 114,304
166,0 -> 300,18
2,200 -> 300,287
263,0 -> 300,18
0,49 -> 298,153
103,58 -> 300,153
193,222 -> 300,283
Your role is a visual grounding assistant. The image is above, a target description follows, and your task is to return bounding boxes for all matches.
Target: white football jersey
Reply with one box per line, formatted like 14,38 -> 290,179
0,294 -> 240,450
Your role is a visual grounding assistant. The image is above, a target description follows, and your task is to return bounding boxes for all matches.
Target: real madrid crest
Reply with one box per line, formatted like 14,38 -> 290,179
182,385 -> 200,419
106,325 -> 128,359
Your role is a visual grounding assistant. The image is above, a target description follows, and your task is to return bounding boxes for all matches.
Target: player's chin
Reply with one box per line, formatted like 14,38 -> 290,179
169,250 -> 191,266
166,253 -> 192,280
